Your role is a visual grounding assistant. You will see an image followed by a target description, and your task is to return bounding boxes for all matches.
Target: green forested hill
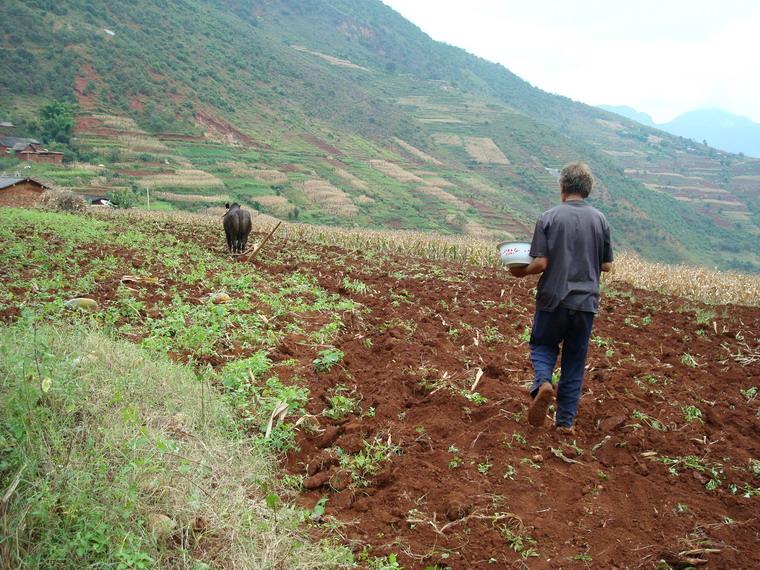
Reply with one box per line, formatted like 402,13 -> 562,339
2,0 -> 758,270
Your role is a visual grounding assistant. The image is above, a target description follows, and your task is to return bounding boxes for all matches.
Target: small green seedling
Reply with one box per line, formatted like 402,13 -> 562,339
448,444 -> 463,469
740,386 -> 758,401
750,458 -> 760,479
461,389 -> 488,405
631,410 -> 668,432
499,527 -> 539,559
341,277 -> 370,294
512,432 -> 527,445
313,347 -> 344,372
680,353 -> 699,368
324,385 -> 360,420
311,497 -> 328,520
682,405 -> 703,423
336,437 -> 401,487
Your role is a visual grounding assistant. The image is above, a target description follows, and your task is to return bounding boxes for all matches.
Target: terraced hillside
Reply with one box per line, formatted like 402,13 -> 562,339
1,0 -> 758,271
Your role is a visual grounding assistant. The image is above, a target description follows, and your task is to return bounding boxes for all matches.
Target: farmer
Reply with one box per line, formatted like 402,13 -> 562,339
509,162 -> 613,434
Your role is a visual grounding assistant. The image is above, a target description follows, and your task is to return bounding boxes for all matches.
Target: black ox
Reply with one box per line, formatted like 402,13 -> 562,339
223,202 -> 252,254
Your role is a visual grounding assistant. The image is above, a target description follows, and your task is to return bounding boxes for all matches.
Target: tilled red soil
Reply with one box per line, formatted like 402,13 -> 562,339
2,216 -> 759,569
266,244 -> 760,570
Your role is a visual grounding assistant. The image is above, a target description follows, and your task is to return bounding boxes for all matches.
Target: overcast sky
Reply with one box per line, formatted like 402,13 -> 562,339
381,0 -> 760,123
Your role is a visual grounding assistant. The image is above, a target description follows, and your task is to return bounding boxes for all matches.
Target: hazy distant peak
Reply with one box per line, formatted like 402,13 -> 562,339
667,107 -> 755,128
661,108 -> 760,157
598,104 -> 760,156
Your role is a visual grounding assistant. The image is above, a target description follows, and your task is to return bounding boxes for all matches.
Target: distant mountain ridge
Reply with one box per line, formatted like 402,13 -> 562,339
599,105 -> 760,157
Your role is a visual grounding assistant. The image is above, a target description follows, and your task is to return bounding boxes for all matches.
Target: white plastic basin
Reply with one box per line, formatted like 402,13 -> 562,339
497,241 -> 533,267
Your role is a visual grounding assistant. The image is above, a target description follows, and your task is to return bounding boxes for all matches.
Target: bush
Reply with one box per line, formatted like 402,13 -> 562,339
37,101 -> 74,145
38,189 -> 86,213
107,188 -> 137,209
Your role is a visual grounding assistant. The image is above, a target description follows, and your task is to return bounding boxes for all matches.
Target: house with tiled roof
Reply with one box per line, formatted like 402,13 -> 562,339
0,176 -> 49,207
0,136 -> 64,164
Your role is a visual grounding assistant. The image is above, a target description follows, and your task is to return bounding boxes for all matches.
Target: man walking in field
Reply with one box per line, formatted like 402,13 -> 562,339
510,163 -> 613,434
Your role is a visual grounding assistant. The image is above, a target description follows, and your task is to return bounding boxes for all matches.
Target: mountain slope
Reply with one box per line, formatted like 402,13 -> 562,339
1,0 -> 758,271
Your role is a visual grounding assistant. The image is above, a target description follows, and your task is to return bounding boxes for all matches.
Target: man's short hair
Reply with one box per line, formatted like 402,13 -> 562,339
560,162 -> 594,198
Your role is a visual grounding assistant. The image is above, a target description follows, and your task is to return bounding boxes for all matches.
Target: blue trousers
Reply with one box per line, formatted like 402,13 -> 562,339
529,307 -> 594,427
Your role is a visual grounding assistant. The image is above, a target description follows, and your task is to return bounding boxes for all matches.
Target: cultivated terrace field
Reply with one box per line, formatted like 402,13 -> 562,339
1,207 -> 759,569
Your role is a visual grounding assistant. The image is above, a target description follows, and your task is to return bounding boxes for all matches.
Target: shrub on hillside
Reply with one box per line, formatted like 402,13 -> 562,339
38,189 -> 86,213
107,188 -> 137,209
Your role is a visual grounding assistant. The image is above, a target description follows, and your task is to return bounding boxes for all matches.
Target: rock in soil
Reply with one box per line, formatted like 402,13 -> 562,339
444,497 -> 474,521
329,469 -> 352,492
317,426 -> 341,448
303,470 -> 332,490
599,415 -> 627,432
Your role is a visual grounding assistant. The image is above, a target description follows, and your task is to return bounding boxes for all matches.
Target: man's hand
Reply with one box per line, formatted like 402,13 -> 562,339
509,265 -> 528,277
601,262 -> 613,273
509,256 -> 547,278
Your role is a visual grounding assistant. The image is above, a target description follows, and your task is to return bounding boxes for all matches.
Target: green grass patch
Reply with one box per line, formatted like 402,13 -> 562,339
0,322 -> 352,568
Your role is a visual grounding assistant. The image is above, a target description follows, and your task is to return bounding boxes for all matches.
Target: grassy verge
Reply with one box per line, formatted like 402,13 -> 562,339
0,321 -> 352,569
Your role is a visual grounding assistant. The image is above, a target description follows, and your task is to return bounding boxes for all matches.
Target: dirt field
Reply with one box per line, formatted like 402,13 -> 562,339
1,212 -> 758,569
271,246 -> 759,569
464,137 -> 510,165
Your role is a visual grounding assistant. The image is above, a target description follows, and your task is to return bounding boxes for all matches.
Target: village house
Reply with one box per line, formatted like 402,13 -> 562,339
0,136 -> 64,164
0,176 -> 49,207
